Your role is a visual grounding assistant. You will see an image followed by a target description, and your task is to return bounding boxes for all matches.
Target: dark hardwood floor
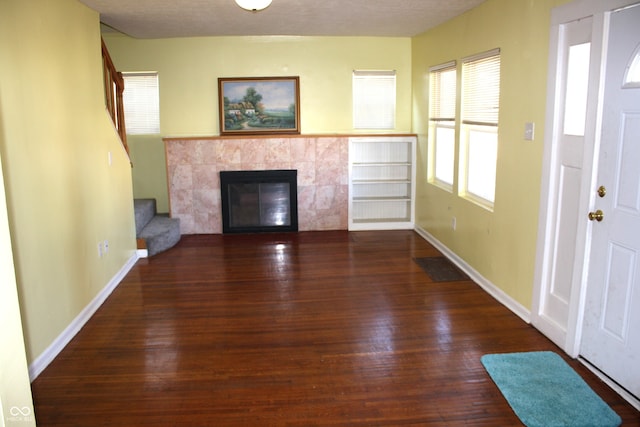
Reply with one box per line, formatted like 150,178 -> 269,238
31,231 -> 639,426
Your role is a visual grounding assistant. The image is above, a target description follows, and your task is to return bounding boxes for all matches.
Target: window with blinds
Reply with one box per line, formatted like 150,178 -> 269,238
459,49 -> 501,206
352,70 -> 396,129
430,62 -> 457,123
122,72 -> 160,135
461,49 -> 501,126
428,62 -> 457,187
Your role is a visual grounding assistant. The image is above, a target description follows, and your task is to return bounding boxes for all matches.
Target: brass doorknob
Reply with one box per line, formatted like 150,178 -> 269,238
588,210 -> 604,222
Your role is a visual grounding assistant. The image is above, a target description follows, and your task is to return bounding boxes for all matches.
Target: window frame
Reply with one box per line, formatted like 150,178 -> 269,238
459,124 -> 498,206
428,61 -> 457,191
352,70 -> 397,130
122,71 -> 160,135
459,49 -> 501,209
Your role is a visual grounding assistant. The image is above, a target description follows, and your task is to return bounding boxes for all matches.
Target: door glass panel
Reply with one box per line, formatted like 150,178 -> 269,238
563,42 -> 591,136
623,45 -> 640,87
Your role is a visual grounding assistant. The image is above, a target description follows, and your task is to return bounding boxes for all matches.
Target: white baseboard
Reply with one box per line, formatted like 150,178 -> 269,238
414,226 -> 531,324
28,253 -> 139,381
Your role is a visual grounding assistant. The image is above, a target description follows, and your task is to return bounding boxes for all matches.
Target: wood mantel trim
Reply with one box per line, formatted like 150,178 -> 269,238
163,133 -> 417,142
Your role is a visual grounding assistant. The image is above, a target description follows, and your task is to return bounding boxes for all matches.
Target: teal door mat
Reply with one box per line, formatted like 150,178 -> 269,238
481,351 -> 621,427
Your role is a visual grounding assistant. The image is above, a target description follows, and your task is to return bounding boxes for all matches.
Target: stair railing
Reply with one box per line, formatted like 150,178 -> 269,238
101,38 -> 129,157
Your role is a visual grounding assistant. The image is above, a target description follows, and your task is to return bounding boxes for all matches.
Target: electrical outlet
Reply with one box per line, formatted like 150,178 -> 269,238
451,217 -> 457,231
97,242 -> 103,258
103,240 -> 109,254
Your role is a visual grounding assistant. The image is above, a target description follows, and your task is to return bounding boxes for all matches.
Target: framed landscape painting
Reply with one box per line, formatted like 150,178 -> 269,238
218,76 -> 300,135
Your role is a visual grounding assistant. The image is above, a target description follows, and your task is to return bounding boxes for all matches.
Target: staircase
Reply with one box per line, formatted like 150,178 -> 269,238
134,199 -> 181,257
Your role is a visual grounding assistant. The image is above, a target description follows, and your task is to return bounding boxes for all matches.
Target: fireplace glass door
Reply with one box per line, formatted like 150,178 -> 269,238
220,170 -> 298,233
228,182 -> 291,228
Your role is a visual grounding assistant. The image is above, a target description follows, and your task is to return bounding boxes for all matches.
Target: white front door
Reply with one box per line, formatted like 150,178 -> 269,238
532,1 -> 609,353
531,15 -> 596,350
580,3 -> 640,400
533,0 -> 640,408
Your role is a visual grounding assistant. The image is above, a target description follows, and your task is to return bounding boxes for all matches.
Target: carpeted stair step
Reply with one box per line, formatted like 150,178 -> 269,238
134,198 -> 156,236
138,215 -> 181,257
134,198 -> 181,257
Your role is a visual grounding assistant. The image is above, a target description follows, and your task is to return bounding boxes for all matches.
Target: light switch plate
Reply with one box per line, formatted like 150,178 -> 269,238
524,122 -> 535,141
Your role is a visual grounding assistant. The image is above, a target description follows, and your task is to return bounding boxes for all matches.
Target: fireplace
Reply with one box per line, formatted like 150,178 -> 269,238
220,170 -> 298,234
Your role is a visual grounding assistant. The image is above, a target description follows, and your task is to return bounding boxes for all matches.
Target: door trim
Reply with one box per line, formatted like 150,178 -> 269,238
532,0 -> 638,357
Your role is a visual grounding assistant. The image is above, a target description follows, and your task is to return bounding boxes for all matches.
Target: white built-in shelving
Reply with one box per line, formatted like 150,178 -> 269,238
348,136 -> 416,230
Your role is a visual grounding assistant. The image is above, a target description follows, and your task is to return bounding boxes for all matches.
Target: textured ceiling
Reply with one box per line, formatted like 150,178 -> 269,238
80,0 -> 486,39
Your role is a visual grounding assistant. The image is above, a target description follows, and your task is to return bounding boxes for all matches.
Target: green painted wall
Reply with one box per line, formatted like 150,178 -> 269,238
412,0 -> 570,308
0,0 -> 137,364
103,35 -> 412,212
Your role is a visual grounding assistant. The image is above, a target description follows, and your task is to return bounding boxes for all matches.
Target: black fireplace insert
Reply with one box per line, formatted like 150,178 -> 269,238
220,170 -> 298,234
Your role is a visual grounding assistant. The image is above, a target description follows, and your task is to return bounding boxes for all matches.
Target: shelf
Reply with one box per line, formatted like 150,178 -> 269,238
352,162 -> 411,166
352,217 -> 411,224
348,136 -> 416,230
353,179 -> 410,184
353,196 -> 411,202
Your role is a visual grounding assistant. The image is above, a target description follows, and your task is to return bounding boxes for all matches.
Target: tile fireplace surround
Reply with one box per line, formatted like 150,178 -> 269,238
164,135 -> 349,234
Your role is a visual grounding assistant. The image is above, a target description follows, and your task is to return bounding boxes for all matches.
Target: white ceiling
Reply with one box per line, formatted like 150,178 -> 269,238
79,0 -> 486,39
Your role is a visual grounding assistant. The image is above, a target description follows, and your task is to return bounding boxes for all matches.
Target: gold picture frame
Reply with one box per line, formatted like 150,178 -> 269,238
218,76 -> 300,135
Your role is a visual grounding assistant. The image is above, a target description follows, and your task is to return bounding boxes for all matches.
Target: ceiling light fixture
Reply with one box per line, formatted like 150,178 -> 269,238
234,0 -> 272,12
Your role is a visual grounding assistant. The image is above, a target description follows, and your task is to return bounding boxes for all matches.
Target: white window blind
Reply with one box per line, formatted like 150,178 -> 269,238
353,70 -> 396,129
429,61 -> 457,122
461,49 -> 500,126
122,72 -> 160,135
428,61 -> 457,187
459,49 -> 500,206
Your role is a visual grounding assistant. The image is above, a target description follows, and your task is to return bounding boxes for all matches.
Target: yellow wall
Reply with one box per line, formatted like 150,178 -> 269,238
0,0 -> 137,364
0,151 -> 35,424
104,35 -> 412,136
412,0 -> 570,308
128,135 -> 169,212
103,35 -> 412,212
